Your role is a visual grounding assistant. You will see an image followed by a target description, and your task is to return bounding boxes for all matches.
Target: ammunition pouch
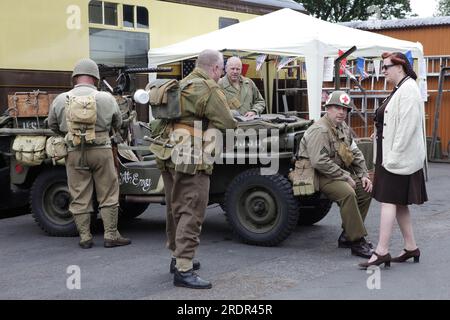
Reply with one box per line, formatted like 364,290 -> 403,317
289,158 -> 316,196
46,136 -> 68,165
12,135 -> 47,166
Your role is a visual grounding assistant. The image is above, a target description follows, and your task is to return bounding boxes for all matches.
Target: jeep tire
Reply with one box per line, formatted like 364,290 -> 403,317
224,168 -> 299,246
31,167 -> 77,236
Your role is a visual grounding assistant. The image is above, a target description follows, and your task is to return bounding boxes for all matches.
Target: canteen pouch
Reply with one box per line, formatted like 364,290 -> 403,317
46,136 -> 68,164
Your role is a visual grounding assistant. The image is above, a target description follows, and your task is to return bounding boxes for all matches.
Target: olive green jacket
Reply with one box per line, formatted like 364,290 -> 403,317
298,114 -> 368,182
156,68 -> 237,174
218,75 -> 265,115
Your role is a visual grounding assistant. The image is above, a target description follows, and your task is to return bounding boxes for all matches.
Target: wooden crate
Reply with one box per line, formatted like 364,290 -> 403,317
7,91 -> 57,118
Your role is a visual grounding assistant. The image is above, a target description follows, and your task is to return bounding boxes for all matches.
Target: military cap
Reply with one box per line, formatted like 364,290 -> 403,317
324,91 -> 354,110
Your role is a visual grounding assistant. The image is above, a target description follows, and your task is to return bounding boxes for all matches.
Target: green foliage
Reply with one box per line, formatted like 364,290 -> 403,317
295,0 -> 413,22
436,0 -> 450,16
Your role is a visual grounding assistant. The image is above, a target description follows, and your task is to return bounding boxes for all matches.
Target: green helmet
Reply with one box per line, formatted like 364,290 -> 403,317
324,91 -> 354,110
72,58 -> 100,80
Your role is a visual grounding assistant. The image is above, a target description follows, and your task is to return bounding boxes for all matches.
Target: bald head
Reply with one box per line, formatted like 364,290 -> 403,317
225,56 -> 243,83
196,49 -> 224,82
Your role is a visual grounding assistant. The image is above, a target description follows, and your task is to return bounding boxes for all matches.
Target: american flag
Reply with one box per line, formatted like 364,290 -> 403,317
182,59 -> 196,78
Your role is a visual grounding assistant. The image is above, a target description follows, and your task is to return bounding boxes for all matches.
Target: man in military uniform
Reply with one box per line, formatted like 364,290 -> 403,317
154,49 -> 237,289
218,56 -> 265,119
48,58 -> 131,249
298,91 -> 373,258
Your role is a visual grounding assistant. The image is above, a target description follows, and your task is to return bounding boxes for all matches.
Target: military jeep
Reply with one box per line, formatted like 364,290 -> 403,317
0,98 -> 333,246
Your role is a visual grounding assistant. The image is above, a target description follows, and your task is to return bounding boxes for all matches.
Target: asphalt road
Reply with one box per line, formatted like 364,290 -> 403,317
0,163 -> 449,300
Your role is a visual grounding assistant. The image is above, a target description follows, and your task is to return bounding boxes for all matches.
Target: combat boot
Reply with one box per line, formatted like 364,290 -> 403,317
104,237 -> 131,248
101,205 -> 131,248
351,238 -> 373,258
79,239 -> 94,249
174,269 -> 212,289
170,258 -> 201,274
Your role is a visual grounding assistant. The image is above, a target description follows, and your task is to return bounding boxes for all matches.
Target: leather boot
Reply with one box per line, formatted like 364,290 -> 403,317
73,213 -> 93,248
351,238 -> 374,258
339,231 -> 373,250
101,206 -> 131,248
104,237 -> 131,248
174,269 -> 212,289
79,239 -> 93,249
170,258 -> 200,274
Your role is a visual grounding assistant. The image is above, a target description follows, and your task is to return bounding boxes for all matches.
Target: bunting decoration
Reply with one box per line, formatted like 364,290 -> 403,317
277,56 -> 296,71
255,54 -> 267,71
338,50 -> 347,75
356,57 -> 369,80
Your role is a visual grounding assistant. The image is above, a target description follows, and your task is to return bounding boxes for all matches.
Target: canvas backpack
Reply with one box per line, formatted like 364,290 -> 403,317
65,93 -> 98,146
146,79 -> 181,120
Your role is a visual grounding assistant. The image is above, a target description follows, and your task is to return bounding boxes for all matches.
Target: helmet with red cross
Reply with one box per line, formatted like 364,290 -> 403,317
324,91 -> 354,110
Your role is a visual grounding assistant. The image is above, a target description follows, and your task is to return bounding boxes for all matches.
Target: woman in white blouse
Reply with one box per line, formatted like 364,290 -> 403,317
359,52 -> 427,269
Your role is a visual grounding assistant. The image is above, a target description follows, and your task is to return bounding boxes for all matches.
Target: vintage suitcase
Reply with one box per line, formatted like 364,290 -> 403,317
7,91 -> 57,118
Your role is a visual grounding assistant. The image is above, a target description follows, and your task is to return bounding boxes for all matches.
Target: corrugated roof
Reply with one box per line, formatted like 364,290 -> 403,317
242,0 -> 306,11
342,16 -> 450,30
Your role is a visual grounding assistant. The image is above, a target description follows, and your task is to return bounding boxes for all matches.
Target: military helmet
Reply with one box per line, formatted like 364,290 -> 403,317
72,58 -> 100,80
324,91 -> 354,110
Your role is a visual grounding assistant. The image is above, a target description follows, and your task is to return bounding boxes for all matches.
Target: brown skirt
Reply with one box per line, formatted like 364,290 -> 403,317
372,164 -> 428,205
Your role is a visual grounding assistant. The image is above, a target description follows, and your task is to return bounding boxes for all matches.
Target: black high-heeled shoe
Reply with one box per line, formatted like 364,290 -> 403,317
391,248 -> 420,263
358,252 -> 391,270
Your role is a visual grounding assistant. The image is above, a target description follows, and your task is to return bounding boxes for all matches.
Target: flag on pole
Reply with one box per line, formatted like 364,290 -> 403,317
338,50 -> 347,75
356,57 -> 369,80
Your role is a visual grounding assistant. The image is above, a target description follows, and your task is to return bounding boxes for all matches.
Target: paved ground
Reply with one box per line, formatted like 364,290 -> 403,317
0,163 -> 449,300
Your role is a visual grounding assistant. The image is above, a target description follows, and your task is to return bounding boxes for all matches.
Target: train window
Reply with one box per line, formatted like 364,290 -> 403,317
104,2 -> 118,26
137,6 -> 149,29
89,28 -> 149,66
219,17 -> 239,29
123,4 -> 134,28
89,0 -> 103,24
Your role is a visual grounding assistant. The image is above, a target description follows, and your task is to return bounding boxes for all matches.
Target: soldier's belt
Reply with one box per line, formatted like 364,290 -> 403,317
172,123 -> 204,138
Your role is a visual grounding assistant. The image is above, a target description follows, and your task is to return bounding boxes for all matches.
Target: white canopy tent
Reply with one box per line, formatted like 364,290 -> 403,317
148,8 -> 424,120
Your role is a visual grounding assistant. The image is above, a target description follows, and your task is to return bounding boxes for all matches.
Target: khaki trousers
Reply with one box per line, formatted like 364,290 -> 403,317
319,175 -> 371,242
66,148 -> 120,240
162,169 -> 210,266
